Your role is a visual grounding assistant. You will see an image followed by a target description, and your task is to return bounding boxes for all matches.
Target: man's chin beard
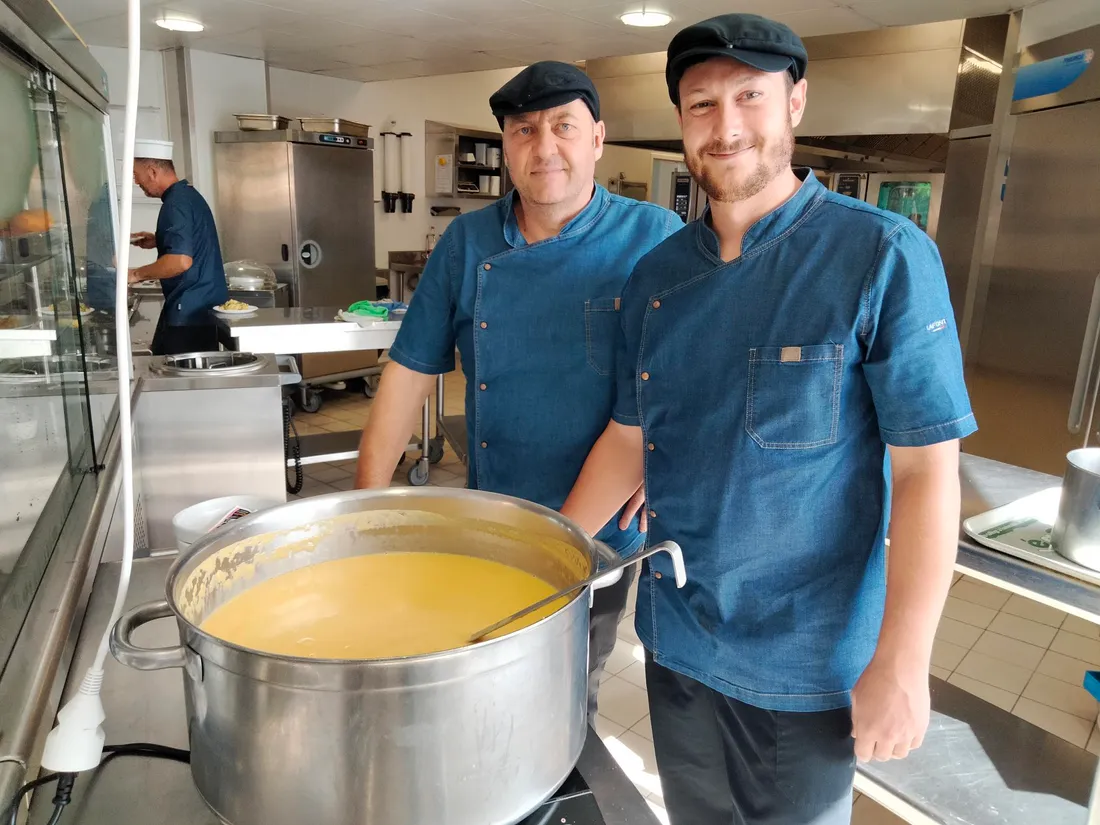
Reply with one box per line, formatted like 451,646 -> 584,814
688,130 -> 794,204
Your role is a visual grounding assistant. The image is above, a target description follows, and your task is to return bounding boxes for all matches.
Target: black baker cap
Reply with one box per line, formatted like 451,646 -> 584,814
490,61 -> 600,128
665,13 -> 808,105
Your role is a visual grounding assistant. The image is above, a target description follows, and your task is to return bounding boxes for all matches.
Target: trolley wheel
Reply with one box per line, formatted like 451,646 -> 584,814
407,462 -> 430,486
298,388 -> 323,414
428,437 -> 445,464
363,373 -> 381,398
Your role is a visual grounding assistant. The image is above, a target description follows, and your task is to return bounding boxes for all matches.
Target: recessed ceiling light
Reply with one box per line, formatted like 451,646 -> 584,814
620,9 -> 672,27
155,15 -> 204,32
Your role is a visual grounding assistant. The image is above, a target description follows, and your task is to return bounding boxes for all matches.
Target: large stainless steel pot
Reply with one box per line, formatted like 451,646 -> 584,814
109,487 -> 682,825
1053,448 -> 1100,571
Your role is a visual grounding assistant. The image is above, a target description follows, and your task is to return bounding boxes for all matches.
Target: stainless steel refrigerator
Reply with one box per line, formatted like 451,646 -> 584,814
955,25 -> 1100,475
214,130 -> 376,381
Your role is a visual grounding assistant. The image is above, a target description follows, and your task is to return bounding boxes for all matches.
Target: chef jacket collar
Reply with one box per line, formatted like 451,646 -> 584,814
502,184 -> 610,249
696,168 -> 824,262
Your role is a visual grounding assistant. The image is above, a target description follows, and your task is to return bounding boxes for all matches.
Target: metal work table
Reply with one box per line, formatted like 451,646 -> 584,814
216,307 -> 438,486
215,307 -> 401,356
854,452 -> 1100,824
26,557 -> 658,825
955,453 -> 1100,622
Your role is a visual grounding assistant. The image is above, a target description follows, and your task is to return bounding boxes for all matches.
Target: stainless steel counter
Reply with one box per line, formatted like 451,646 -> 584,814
215,307 -> 400,355
26,557 -> 659,825
957,453 -> 1100,621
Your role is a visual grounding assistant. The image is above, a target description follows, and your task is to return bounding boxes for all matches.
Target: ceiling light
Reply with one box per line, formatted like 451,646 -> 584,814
620,9 -> 671,27
155,15 -> 204,32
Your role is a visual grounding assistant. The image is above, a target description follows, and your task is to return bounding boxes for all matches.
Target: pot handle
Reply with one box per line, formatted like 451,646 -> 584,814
110,599 -> 188,671
591,541 -> 686,592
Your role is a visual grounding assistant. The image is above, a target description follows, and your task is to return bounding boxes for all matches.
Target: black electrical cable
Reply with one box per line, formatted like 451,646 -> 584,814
284,395 -> 303,495
4,743 -> 189,825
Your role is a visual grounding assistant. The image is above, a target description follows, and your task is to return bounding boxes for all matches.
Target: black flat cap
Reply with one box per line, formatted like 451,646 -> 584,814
666,13 -> 808,105
490,61 -> 600,128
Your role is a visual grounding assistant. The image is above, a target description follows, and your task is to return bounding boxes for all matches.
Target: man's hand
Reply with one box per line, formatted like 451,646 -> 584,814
127,268 -> 145,284
130,231 -> 156,249
850,654 -> 930,762
619,485 -> 648,533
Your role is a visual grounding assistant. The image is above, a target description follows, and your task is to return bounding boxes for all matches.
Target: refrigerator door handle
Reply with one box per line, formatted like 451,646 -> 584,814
1068,272 -> 1100,435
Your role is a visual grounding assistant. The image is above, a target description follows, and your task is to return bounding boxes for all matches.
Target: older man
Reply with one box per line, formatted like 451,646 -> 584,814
128,139 -> 227,355
355,62 -> 681,718
561,14 -> 975,825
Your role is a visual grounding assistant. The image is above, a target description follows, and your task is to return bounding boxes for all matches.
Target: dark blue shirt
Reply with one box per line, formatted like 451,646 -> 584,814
156,179 -> 227,326
615,170 -> 977,711
389,185 -> 682,556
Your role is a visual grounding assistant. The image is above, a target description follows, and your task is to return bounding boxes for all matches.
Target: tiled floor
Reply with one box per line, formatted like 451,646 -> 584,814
287,370 -> 1100,825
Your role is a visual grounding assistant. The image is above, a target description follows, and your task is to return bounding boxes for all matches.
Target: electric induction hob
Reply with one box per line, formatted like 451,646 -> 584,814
517,770 -> 605,825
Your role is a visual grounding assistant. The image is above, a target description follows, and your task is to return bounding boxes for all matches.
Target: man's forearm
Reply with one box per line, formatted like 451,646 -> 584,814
874,443 -> 961,670
132,253 -> 192,281
355,362 -> 436,488
560,421 -> 644,535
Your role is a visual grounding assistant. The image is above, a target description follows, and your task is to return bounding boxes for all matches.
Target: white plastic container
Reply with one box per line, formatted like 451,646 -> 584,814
172,495 -> 282,552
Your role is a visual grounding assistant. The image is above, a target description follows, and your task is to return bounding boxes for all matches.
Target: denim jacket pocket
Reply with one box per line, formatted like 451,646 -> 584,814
585,297 -> 620,376
746,344 -> 843,449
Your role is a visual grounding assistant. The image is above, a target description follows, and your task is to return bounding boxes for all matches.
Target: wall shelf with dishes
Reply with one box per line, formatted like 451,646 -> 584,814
424,120 -> 511,201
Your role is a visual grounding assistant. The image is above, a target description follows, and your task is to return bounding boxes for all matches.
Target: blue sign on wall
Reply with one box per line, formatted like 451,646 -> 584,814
1013,49 -> 1094,101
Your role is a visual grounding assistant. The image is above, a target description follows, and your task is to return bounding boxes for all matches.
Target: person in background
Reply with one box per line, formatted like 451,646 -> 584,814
560,14 -> 975,825
354,62 -> 682,720
128,139 -> 227,355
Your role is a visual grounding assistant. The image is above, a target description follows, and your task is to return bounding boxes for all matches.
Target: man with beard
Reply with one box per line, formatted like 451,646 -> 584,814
355,62 -> 681,720
559,14 -> 975,825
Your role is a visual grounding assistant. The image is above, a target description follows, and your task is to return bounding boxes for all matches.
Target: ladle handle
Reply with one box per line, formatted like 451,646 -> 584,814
110,599 -> 188,671
468,541 -> 686,643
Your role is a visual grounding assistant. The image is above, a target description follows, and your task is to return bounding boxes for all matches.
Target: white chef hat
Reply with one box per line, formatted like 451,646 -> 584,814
134,138 -> 174,160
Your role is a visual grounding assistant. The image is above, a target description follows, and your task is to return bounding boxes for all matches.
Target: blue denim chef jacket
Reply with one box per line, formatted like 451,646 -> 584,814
389,185 -> 683,555
156,180 -> 227,326
615,170 -> 977,711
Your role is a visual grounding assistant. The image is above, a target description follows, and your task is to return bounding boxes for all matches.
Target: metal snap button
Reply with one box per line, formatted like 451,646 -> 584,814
654,571 -> 663,579
641,371 -> 650,381
479,383 -> 487,390
480,321 -> 488,329
647,442 -> 655,451
652,300 -> 661,309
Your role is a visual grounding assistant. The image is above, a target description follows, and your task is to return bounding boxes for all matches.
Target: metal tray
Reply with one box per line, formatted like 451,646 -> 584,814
234,113 -> 290,131
297,117 -> 371,137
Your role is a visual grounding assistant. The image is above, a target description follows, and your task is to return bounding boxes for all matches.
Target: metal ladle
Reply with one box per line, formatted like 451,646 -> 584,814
467,540 -> 687,643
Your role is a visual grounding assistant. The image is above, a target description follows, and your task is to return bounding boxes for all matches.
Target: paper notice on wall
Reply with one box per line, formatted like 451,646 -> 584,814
435,154 -> 453,195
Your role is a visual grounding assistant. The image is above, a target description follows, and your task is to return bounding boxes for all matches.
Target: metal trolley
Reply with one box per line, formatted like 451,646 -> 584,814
433,373 -> 468,467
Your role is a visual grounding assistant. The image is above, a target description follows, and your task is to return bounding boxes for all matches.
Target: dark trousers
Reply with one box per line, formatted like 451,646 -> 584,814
646,656 -> 856,825
587,565 -> 637,722
151,323 -> 219,356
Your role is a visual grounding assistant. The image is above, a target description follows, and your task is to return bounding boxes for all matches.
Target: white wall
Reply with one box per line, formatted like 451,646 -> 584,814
88,44 -> 167,267
187,51 -> 268,218
595,144 -> 655,199
269,66 -> 523,268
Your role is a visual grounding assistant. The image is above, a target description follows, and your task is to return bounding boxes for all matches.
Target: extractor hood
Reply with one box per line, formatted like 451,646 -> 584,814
588,20 -> 966,144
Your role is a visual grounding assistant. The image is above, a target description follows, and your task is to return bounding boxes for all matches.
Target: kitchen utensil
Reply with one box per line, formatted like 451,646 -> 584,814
298,117 -> 371,138
224,259 -> 276,290
234,114 -> 290,131
469,541 -> 685,643
109,487 -> 652,825
1052,448 -> 1100,571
